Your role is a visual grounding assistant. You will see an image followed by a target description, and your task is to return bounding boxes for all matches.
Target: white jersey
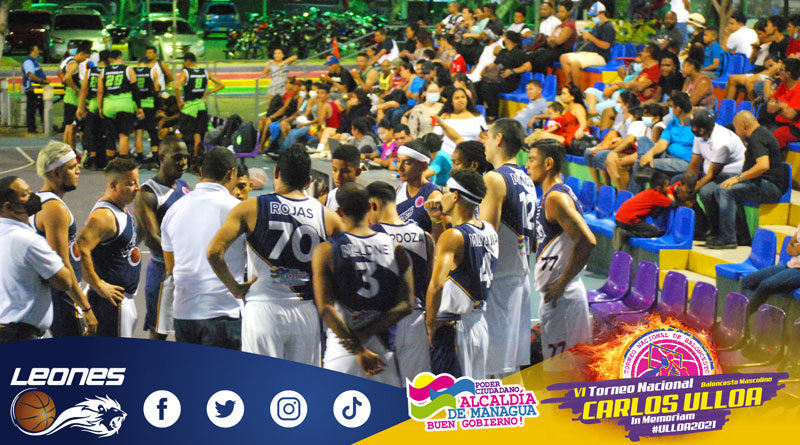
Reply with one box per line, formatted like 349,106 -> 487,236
245,194 -> 327,301
325,187 -> 339,211
492,164 -> 538,278
440,222 -> 498,315
534,183 -> 583,293
151,60 -> 167,91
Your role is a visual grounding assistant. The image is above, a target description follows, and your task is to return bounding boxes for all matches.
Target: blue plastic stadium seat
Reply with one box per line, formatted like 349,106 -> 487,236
587,190 -> 636,238
743,163 -> 792,206
578,180 -> 597,214
788,142 -> 800,153
586,185 -> 616,234
500,72 -> 534,103
584,44 -> 626,73
716,99 -> 736,126
566,154 -> 586,165
629,207 -> 695,252
623,43 -> 636,57
712,53 -> 748,89
736,100 -> 752,114
589,126 -> 600,138
542,74 -> 557,101
716,229 -> 777,280
533,72 -> 545,83
565,176 -> 581,194
599,128 -> 610,140
593,81 -> 606,91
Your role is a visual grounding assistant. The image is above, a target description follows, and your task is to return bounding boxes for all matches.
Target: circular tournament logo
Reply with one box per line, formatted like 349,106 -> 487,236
415,196 -> 425,208
69,241 -> 81,262
621,328 -> 715,378
128,247 -> 141,267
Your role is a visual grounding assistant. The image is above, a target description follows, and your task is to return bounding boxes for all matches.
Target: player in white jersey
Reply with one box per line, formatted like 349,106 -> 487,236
30,141 -> 97,336
312,182 -> 414,386
480,118 -> 538,377
427,169 -> 498,379
318,144 -> 362,211
526,140 -> 594,375
367,181 -> 434,383
209,148 -> 342,365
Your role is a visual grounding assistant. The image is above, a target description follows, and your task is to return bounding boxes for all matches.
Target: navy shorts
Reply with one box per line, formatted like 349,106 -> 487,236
143,258 -> 166,332
49,289 -> 83,337
429,322 -> 462,377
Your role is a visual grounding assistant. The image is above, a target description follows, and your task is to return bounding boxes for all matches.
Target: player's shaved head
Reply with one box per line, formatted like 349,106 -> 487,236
104,157 -> 138,181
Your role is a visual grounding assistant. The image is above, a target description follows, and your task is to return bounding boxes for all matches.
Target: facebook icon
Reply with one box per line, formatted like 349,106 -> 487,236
144,390 -> 181,428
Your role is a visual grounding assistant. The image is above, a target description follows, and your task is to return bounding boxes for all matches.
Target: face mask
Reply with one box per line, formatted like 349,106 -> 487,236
427,92 -> 441,103
15,194 -> 41,216
299,91 -> 307,98
633,62 -> 643,72
592,17 -> 600,24
309,90 -> 318,99
642,116 -> 655,127
687,25 -> 695,35
69,48 -> 77,56
614,103 -> 623,114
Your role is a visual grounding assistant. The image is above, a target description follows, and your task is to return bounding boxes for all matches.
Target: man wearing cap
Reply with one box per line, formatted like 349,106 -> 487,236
0,176 -> 94,343
396,140 -> 442,234
686,13 -> 707,48
323,56 -> 356,95
689,109 -> 746,249
559,2 -> 616,87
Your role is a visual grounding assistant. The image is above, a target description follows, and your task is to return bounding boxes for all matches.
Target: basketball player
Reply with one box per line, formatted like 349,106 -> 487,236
526,140 -> 594,373
480,118 -> 537,377
77,50 -> 110,170
76,158 -> 141,337
396,140 -> 442,234
59,43 -> 91,149
134,136 -> 189,340
208,147 -> 341,364
97,50 -> 143,159
318,144 -> 361,211
133,57 -> 161,168
312,182 -> 414,385
174,52 -> 225,162
31,142 -> 98,336
426,170 -> 497,379
232,165 -> 251,201
367,180 -> 434,382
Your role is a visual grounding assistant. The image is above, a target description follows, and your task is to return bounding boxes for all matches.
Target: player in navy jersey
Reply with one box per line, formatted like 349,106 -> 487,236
134,136 -> 189,340
77,158 -> 141,337
31,141 -> 97,336
318,144 -> 362,211
208,147 -> 342,365
395,140 -> 442,234
427,169 -> 497,379
313,182 -> 414,385
526,140 -> 594,375
367,180 -> 434,382
480,118 -> 538,377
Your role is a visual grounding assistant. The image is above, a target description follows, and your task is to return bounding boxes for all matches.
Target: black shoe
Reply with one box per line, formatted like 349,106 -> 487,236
83,156 -> 95,170
134,153 -> 146,164
707,239 -> 737,250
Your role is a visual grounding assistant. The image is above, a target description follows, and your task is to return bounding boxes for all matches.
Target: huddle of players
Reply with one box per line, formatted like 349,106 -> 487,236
36,117 -> 596,385
61,43 -> 221,172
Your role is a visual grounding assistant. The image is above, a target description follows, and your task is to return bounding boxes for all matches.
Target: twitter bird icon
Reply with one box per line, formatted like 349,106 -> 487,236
215,400 -> 236,418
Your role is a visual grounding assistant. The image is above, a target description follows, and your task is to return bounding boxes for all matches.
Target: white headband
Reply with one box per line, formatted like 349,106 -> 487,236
46,151 -> 76,171
397,145 -> 430,163
446,177 -> 483,205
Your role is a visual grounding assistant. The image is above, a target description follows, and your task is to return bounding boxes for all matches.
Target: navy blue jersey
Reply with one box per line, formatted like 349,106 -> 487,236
246,194 -> 327,301
328,231 -> 402,327
534,183 -> 583,292
89,201 -> 141,294
396,181 -> 439,233
141,178 -> 190,224
439,222 -> 499,316
30,192 -> 81,281
371,222 -> 429,307
492,164 -> 538,277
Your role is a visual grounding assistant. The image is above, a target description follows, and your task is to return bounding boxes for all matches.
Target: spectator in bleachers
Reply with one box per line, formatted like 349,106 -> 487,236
525,1 -> 576,75
422,133 -> 451,186
724,10 -> 758,58
700,28 -> 724,79
413,30 -> 436,61
436,1 -> 463,35
434,88 -> 487,154
583,90 -> 639,186
451,6 -> 476,42
686,13 -> 707,47
374,28 -> 400,63
690,109 -> 747,248
434,34 -> 465,73
400,23 -> 422,60
559,2 -> 616,87
315,88 -> 372,153
740,225 -> 800,314
605,103 -> 668,190
363,119 -> 397,167
725,54 -> 782,101
698,111 -> 788,249
787,15 -> 800,57
461,6 -> 490,41
762,58 -> 800,148
630,92 -> 695,193
654,11 -> 684,50
481,4 -> 505,42
406,81 -> 444,138
670,0 -> 691,44
526,83 -> 587,149
512,79 -> 549,135
476,31 -> 528,122
613,171 -> 695,251
376,61 -> 417,124
351,53 -> 379,92
324,56 -> 356,95
508,6 -> 534,39
682,58 -> 715,109
524,2 -> 559,49
654,53 -> 684,101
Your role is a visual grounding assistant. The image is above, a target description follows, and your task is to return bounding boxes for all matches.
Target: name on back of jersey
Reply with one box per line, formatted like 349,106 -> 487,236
386,231 -> 424,244
340,242 -> 392,259
270,201 -> 315,219
468,231 -> 498,248
509,170 -> 536,189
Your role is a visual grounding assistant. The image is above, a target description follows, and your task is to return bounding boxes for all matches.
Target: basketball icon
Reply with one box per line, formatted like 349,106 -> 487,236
12,390 -> 56,432
129,247 -> 141,265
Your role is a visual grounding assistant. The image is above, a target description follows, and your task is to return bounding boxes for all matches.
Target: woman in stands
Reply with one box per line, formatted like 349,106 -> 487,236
681,58 -> 715,109
585,90 -> 639,187
450,7 -> 475,42
434,88 -> 486,155
525,1 -> 576,75
529,83 -> 588,148
406,81 -> 444,138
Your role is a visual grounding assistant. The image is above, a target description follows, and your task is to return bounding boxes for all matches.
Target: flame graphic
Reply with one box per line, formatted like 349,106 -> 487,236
571,314 -> 721,381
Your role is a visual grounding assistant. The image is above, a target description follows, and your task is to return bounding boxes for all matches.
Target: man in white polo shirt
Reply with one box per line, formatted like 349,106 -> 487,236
689,109 -> 746,249
161,147 -> 245,349
0,176 -> 91,343
724,11 -> 758,58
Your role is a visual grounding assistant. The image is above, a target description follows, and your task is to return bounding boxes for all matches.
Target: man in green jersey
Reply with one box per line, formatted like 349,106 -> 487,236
97,50 -> 144,161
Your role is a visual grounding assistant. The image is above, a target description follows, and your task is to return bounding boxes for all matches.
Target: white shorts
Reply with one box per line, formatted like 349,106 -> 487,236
119,296 -> 138,338
538,281 -> 591,373
562,51 -> 607,69
485,275 -> 531,375
456,312 -> 489,380
241,299 -> 321,366
394,309 -> 431,384
155,275 -> 175,335
324,329 -> 402,387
